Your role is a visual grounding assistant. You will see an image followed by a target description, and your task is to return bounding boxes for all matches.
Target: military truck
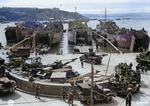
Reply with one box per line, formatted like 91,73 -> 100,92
0,77 -> 17,95
76,82 -> 115,105
109,62 -> 141,96
79,52 -> 107,64
0,59 -> 17,95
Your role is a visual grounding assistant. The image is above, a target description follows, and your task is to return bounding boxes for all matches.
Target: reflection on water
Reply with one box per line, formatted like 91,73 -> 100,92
0,22 -> 16,48
48,23 -> 74,54
49,31 -> 74,54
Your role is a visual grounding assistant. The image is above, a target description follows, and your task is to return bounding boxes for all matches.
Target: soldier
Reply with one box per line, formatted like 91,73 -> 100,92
70,78 -> 74,85
35,51 -> 37,57
35,83 -> 40,99
141,66 -> 145,74
136,65 -> 139,72
68,89 -> 74,106
75,78 -> 79,85
129,62 -> 133,69
126,92 -> 132,106
81,61 -> 83,68
96,41 -> 98,52
60,50 -> 63,55
60,87 -> 65,101
21,63 -> 27,71
136,71 -> 141,83
145,66 -> 148,74
115,73 -> 119,81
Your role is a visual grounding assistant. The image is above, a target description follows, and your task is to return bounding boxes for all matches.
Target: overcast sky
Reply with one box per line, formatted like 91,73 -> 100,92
0,0 -> 150,14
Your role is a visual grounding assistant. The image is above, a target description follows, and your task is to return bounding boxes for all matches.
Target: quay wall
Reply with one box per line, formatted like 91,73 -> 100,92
10,73 -> 77,97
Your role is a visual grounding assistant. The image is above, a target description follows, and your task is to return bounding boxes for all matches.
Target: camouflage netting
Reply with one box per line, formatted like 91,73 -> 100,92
68,20 -> 89,31
110,62 -> 141,95
136,51 -> 150,69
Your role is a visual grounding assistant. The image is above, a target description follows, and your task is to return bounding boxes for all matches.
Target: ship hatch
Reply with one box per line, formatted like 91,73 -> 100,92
76,31 -> 88,45
5,30 -> 17,42
39,36 -> 50,45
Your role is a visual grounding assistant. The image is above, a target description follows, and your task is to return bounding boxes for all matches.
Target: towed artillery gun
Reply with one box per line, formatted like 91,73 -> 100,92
35,58 -> 79,79
8,57 -> 25,68
48,58 -> 78,69
22,58 -> 79,80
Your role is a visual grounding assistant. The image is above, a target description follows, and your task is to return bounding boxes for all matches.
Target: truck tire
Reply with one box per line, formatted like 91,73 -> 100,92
10,88 -> 15,93
93,60 -> 96,64
86,98 -> 95,105
136,87 -> 140,92
106,96 -> 112,103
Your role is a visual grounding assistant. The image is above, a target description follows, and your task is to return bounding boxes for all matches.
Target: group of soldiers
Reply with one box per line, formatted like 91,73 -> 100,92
34,84 -> 74,106
136,64 -> 148,74
60,87 -> 74,106
136,51 -> 150,75
114,62 -> 141,89
115,62 -> 133,78
56,50 -> 63,55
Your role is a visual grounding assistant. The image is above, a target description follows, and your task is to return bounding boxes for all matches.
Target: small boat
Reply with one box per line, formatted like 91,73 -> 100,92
116,18 -> 121,20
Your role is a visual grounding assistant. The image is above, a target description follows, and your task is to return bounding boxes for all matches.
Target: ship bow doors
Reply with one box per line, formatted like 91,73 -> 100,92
76,31 -> 87,45
35,32 -> 50,46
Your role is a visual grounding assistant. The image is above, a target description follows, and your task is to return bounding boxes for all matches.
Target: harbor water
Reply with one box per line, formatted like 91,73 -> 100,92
87,16 -> 150,36
0,16 -> 150,54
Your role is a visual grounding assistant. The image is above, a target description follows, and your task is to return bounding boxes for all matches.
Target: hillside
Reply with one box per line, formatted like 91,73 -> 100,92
0,7 -> 87,22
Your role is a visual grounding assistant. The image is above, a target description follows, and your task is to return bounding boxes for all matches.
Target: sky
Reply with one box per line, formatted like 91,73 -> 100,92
0,0 -> 150,14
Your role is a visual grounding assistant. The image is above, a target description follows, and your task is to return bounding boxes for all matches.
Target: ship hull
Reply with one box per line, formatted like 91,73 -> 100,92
5,27 -> 22,42
35,29 -> 63,46
116,33 -> 132,48
50,30 -> 63,44
96,20 -> 149,51
5,27 -> 34,43
35,22 -> 63,46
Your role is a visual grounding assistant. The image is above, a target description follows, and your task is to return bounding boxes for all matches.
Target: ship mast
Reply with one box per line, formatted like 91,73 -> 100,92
105,8 -> 106,21
102,8 -> 109,21
75,7 -> 77,20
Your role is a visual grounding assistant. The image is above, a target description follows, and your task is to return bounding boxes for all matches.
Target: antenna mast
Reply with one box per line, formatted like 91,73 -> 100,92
75,7 -> 77,20
105,8 -> 106,21
102,8 -> 109,21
